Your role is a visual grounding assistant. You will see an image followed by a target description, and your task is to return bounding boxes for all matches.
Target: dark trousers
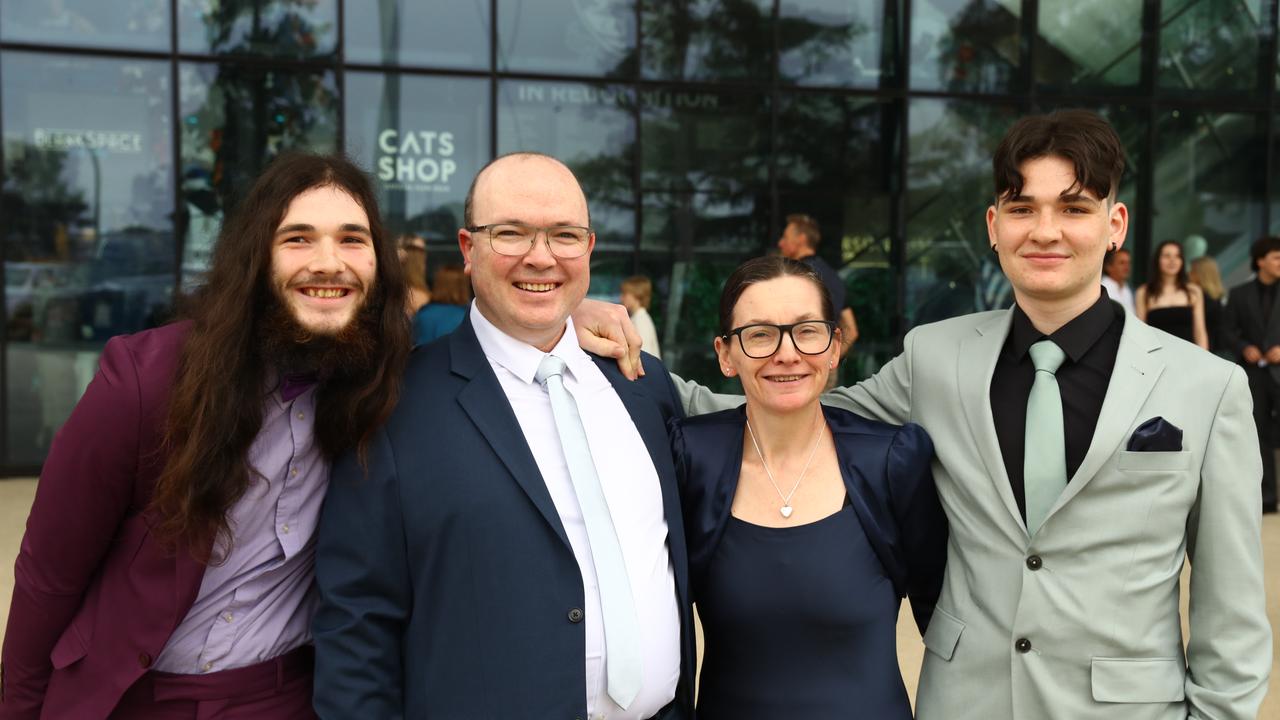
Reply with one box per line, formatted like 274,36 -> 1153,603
110,645 -> 316,719
1245,365 -> 1280,509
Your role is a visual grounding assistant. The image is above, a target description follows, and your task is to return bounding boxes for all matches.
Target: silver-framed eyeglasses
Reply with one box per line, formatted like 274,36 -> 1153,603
723,320 -> 837,359
465,222 -> 593,259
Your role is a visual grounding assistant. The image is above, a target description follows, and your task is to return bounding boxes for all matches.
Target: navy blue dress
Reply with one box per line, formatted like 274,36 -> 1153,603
672,406 -> 946,719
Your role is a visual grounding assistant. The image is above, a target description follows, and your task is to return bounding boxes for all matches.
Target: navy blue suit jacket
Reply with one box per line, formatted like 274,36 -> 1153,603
313,316 -> 694,719
672,405 -> 946,633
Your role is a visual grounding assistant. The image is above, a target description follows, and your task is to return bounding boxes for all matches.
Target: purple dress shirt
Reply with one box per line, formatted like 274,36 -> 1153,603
152,384 -> 327,673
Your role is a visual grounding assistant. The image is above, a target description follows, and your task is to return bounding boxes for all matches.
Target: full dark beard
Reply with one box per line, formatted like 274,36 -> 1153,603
256,288 -> 381,380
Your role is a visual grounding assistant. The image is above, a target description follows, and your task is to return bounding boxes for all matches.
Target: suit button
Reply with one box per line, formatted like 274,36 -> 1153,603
568,608 -> 584,623
138,652 -> 152,668
1026,555 -> 1043,570
1015,638 -> 1032,653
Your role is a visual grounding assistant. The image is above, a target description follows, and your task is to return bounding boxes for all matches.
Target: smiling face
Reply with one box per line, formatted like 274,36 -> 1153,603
459,155 -> 594,351
715,275 -> 837,416
987,154 -> 1128,313
270,185 -> 376,336
1157,243 -> 1184,279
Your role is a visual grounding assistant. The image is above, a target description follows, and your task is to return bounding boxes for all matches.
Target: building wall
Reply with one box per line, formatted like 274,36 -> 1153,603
1,0 -> 1276,472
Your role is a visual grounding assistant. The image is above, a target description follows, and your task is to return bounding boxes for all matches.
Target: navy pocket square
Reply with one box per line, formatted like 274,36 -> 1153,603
1127,417 -> 1183,452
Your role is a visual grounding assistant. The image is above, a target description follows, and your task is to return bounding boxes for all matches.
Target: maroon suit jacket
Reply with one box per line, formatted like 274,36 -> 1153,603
1,322 -> 211,720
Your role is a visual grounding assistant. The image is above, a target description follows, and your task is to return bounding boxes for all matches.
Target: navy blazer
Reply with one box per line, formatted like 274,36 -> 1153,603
672,405 -> 946,633
313,316 -> 695,719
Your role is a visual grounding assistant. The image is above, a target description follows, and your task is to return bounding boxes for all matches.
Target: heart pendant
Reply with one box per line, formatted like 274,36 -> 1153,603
780,505 -> 793,518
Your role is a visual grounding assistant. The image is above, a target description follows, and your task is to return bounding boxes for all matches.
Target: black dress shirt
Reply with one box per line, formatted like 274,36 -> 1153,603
1258,278 -> 1277,328
989,293 -> 1124,520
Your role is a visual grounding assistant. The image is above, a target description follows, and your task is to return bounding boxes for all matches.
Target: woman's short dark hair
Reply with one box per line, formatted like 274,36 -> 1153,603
718,256 -> 834,336
992,109 -> 1126,204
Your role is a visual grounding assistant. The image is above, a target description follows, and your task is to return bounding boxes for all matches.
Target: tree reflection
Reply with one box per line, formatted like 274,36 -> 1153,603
184,0 -> 335,57
642,0 -> 773,81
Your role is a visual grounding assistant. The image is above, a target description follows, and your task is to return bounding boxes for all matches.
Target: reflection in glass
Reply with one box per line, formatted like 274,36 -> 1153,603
345,72 -> 488,255
641,88 -> 769,195
345,0 -> 489,69
2,52 -> 174,466
1,0 -> 170,51
905,98 -> 1020,327
778,0 -> 893,87
909,0 -> 1021,94
179,63 -> 338,283
497,80 -> 636,251
1036,0 -> 1142,89
1153,110 -> 1265,287
178,0 -> 337,58
1159,0 -> 1262,93
641,0 -> 773,81
498,0 -> 636,77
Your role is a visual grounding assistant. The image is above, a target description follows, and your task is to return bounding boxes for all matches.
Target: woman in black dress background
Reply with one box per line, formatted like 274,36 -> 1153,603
671,257 -> 946,719
1136,240 -> 1209,349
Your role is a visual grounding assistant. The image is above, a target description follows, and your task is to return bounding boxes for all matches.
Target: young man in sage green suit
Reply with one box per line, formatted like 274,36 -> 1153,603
579,109 -> 1271,719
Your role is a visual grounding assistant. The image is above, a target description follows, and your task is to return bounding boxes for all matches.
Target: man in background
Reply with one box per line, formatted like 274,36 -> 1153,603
621,275 -> 661,359
777,214 -> 858,359
1100,247 -> 1135,314
1223,234 -> 1280,513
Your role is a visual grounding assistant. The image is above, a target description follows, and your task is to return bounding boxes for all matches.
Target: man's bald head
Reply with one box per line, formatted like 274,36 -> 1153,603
463,152 -> 590,228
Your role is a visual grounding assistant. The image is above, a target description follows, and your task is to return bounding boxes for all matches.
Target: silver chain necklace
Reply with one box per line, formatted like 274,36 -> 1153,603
745,407 -> 824,518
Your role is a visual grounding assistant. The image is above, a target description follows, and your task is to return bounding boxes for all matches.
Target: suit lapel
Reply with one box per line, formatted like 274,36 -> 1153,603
957,309 -> 1026,532
451,319 -> 571,550
1047,313 -> 1163,517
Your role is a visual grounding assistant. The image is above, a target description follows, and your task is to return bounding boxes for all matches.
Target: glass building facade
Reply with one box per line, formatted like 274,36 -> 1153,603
1,0 -> 1278,472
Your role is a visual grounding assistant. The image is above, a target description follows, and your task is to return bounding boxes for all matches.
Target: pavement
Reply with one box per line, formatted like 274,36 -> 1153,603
1,477 -> 1278,716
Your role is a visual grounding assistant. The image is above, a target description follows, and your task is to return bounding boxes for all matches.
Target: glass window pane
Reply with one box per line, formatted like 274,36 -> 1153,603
178,0 -> 337,58
1153,110 -> 1265,289
641,0 -> 773,81
2,52 -> 174,466
1036,0 -> 1142,89
497,80 -> 636,251
905,98 -> 1021,327
1,0 -> 170,51
778,0 -> 895,88
641,88 -> 770,194
909,0 -> 1021,93
345,72 -> 490,256
1159,0 -> 1263,93
179,63 -> 338,283
345,0 -> 489,69
497,0 -> 636,77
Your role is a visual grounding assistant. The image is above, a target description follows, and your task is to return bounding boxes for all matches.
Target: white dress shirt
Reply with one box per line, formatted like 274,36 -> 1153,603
470,304 -> 681,720
631,307 -> 661,360
1101,276 -> 1135,314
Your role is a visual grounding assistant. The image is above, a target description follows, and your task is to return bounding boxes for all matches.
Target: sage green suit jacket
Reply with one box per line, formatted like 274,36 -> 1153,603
678,307 -> 1271,720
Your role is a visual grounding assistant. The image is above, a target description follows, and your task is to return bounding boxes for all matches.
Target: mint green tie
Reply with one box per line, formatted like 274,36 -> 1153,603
1024,340 -> 1067,534
535,354 -> 642,709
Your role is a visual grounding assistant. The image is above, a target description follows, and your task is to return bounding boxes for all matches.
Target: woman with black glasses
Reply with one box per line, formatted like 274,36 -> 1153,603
671,256 -> 946,719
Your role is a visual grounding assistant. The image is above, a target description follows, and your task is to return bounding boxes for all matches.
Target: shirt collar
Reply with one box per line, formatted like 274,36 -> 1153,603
469,303 -> 592,385
1010,290 -> 1118,364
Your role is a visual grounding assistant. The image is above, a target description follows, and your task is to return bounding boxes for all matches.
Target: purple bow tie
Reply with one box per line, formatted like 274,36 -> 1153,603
279,374 -> 317,402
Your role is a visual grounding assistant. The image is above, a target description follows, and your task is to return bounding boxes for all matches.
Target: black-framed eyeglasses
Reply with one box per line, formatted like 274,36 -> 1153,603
722,320 -> 837,359
465,222 -> 593,259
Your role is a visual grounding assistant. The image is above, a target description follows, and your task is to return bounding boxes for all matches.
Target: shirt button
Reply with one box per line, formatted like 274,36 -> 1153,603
297,412 -> 305,420
137,652 -> 152,668
290,468 -> 298,477
222,612 -> 234,623
1026,555 -> 1043,571
1015,638 -> 1032,653
281,524 -> 290,534
203,661 -> 213,672
567,608 -> 584,623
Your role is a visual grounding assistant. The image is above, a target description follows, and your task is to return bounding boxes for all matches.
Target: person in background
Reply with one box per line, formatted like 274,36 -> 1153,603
1189,256 -> 1226,355
398,233 -> 430,315
1223,235 -> 1280,514
0,153 -> 410,718
675,256 -> 944,719
412,264 -> 470,345
1135,240 -> 1208,349
1100,247 -> 1135,314
621,275 -> 661,359
776,214 -> 858,358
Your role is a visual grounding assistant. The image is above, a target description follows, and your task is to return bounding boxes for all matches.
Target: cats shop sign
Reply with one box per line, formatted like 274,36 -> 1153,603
376,129 -> 457,192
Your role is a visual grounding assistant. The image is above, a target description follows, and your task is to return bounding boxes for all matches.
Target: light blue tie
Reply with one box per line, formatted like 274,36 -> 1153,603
535,354 -> 643,709
1024,340 -> 1068,534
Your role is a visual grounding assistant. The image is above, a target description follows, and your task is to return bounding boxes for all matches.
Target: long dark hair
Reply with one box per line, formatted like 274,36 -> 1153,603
150,153 -> 411,558
1143,240 -> 1189,305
